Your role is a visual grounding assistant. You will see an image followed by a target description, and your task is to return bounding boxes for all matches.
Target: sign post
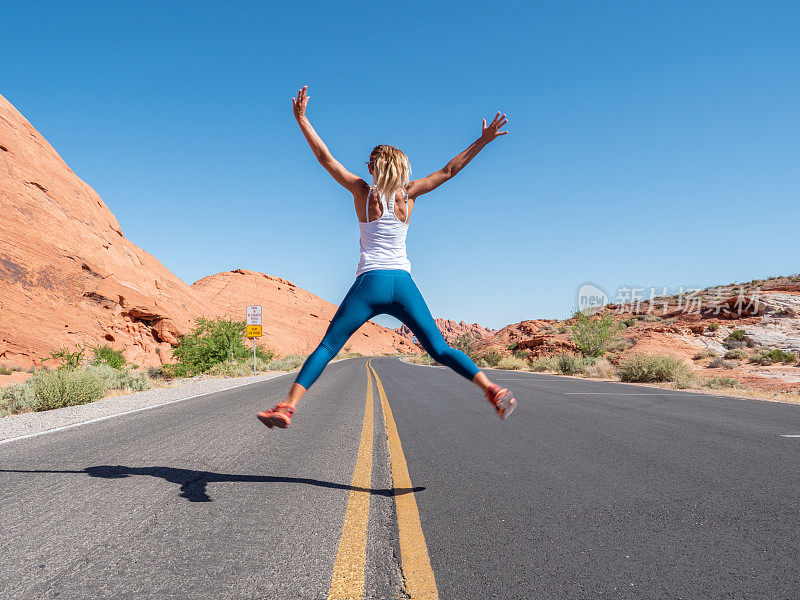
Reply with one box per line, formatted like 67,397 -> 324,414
246,305 -> 263,375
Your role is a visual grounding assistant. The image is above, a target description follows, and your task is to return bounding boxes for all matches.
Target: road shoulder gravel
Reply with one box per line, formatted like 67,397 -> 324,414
0,370 -> 297,443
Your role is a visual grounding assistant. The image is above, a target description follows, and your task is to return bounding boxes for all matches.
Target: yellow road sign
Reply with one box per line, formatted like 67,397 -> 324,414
246,325 -> 263,338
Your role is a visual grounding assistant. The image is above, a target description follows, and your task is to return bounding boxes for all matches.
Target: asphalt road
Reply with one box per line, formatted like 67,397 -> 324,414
1,357 -> 799,599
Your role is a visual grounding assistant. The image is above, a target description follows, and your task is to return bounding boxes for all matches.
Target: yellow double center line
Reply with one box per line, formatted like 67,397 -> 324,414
327,359 -> 438,600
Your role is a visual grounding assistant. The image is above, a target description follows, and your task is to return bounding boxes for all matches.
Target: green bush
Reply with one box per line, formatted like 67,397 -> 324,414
93,345 -> 126,369
513,348 -> 528,359
30,369 -> 105,411
707,322 -> 720,332
706,377 -> 740,389
726,329 -> 746,342
165,317 -> 273,377
46,345 -> 86,370
570,313 -> 620,357
0,365 -> 12,375
452,333 -> 479,359
619,354 -> 691,383
751,349 -> 798,365
724,348 -> 748,360
0,383 -> 36,416
556,352 -> 595,375
479,350 -> 503,367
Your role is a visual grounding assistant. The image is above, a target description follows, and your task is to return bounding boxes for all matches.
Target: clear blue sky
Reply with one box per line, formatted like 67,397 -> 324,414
2,1 -> 798,329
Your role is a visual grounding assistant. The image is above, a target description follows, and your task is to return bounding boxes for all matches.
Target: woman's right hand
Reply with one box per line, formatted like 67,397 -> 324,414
480,111 -> 509,144
292,85 -> 310,121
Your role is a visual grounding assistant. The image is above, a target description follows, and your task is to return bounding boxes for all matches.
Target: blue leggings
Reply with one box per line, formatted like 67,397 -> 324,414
295,269 -> 481,389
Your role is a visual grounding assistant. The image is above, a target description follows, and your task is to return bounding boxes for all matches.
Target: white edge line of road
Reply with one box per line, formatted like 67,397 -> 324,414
781,434 -> 800,437
0,375 -> 289,446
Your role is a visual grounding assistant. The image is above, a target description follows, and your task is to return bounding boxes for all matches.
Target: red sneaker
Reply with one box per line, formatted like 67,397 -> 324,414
256,403 -> 295,429
485,384 -> 516,420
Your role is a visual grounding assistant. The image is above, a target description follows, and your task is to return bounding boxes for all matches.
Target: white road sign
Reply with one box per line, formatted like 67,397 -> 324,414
246,305 -> 262,326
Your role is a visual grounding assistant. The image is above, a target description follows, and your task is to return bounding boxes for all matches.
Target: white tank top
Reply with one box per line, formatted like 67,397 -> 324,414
356,185 -> 411,277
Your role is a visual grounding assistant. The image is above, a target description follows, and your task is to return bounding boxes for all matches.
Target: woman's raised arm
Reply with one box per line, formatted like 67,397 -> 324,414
406,111 -> 509,200
292,85 -> 363,195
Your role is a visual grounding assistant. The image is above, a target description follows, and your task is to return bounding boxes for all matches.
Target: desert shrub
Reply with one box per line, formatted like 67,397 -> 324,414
208,359 -> 250,377
479,350 -> 503,367
0,365 -> 12,376
673,371 -> 696,389
92,345 -> 126,369
706,377 -> 741,389
726,329 -> 746,342
621,319 -> 637,328
693,349 -> 718,360
557,326 -> 568,334
165,317 -> 273,377
146,366 -> 165,380
0,383 -> 36,416
497,356 -> 528,370
751,349 -> 798,365
556,352 -> 595,375
30,369 -> 105,411
607,338 -> 634,353
475,358 -> 490,368
266,355 -> 306,371
640,315 -> 661,322
530,356 -> 557,372
723,338 -> 746,350
724,348 -> 748,360
513,348 -> 528,359
85,365 -> 151,392
584,357 -> 615,379
452,333 -> 479,359
540,325 -> 554,332
708,357 -> 734,370
570,313 -> 620,357
707,322 -> 720,332
46,345 -> 86,370
619,354 -> 691,383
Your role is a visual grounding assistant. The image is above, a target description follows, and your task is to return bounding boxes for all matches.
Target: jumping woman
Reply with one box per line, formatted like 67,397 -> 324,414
257,85 -> 516,429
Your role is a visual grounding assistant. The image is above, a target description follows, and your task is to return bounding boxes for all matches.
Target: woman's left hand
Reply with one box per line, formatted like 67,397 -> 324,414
480,111 -> 509,144
292,85 -> 310,120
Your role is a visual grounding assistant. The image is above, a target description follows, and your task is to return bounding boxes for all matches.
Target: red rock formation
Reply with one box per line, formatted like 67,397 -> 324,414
395,318 -> 496,346
0,93 -> 216,368
192,269 -> 419,356
0,94 -> 418,369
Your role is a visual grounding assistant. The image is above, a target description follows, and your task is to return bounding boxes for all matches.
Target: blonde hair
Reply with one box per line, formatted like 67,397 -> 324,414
368,145 -> 411,200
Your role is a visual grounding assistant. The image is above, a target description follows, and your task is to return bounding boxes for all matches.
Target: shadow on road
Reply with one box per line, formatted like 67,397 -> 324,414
0,466 -> 425,503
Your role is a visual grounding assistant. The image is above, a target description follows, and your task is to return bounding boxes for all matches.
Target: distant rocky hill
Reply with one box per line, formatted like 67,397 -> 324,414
475,276 -> 800,391
0,94 -> 417,369
396,319 -> 496,346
